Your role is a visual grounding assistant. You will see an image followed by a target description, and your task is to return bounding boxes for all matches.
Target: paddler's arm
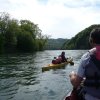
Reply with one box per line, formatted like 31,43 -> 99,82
69,53 -> 87,88
69,71 -> 83,88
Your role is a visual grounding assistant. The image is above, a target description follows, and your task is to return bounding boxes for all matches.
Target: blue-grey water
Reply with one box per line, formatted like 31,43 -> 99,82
0,50 -> 87,100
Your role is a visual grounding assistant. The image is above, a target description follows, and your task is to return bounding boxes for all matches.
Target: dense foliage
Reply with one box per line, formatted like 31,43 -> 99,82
63,24 -> 100,49
0,12 -> 48,53
44,38 -> 68,50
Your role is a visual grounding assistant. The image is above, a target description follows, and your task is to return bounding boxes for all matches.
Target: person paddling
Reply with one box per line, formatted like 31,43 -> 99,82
59,51 -> 67,62
69,28 -> 100,100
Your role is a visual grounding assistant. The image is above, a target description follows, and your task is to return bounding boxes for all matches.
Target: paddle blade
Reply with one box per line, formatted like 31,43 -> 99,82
70,61 -> 74,65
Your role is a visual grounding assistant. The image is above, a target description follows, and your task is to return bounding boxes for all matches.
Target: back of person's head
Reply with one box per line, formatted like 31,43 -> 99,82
90,28 -> 100,44
61,51 -> 65,55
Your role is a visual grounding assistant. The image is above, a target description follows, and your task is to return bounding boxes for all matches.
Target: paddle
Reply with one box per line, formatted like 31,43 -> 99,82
69,61 -> 74,65
67,57 -> 74,65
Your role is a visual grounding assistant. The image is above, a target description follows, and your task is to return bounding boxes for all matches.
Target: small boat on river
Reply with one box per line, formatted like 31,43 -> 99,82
42,58 -> 74,72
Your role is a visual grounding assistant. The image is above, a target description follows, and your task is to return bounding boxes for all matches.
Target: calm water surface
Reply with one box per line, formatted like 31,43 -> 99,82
0,50 -> 87,100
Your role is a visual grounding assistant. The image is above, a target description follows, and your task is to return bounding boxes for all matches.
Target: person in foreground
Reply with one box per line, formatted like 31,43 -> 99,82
69,28 -> 100,100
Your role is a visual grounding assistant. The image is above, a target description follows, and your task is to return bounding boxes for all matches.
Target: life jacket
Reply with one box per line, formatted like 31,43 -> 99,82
56,57 -> 62,64
83,51 -> 100,98
52,59 -> 57,64
52,57 -> 62,64
59,55 -> 66,62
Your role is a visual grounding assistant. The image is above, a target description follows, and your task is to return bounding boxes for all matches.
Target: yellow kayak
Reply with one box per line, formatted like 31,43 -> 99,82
42,58 -> 74,72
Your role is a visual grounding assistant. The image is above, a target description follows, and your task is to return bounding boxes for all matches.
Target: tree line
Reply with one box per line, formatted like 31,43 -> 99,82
44,38 -> 68,50
0,12 -> 48,53
63,24 -> 100,50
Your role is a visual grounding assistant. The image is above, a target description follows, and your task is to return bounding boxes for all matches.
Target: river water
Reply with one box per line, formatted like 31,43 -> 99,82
0,50 -> 87,100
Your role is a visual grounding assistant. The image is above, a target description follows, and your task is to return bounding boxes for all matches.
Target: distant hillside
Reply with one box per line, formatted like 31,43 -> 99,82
63,24 -> 100,49
44,38 -> 69,50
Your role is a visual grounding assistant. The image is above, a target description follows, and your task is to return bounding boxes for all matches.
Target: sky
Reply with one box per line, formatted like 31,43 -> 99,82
0,0 -> 100,39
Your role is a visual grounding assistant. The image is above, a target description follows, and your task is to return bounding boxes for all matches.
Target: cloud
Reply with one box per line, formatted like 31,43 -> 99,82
0,0 -> 100,38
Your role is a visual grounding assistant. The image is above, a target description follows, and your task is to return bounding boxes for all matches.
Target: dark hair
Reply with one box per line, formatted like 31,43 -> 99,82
90,28 -> 100,44
61,51 -> 65,55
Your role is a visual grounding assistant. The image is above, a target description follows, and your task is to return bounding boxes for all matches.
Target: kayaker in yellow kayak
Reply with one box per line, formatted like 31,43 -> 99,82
52,51 -> 68,64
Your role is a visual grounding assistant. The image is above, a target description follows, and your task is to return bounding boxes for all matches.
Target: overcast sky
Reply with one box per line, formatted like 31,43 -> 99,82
0,0 -> 100,39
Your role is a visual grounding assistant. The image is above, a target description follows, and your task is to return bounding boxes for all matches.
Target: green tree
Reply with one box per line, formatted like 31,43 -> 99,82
0,34 -> 4,53
0,12 -> 48,53
0,12 -> 19,52
20,20 -> 38,39
17,31 -> 36,52
4,19 -> 18,52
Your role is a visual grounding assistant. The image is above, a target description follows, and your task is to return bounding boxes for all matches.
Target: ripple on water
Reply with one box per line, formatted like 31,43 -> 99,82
0,78 -> 18,100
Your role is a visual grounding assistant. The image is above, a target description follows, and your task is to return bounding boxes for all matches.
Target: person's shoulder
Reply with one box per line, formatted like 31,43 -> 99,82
81,48 -> 96,63
81,51 -> 90,59
78,51 -> 90,70
88,47 -> 96,55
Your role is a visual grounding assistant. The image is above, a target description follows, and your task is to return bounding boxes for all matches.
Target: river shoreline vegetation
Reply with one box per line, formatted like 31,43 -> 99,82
0,13 -> 100,53
44,38 -> 68,50
63,24 -> 100,50
0,12 -> 49,53
44,24 -> 100,50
